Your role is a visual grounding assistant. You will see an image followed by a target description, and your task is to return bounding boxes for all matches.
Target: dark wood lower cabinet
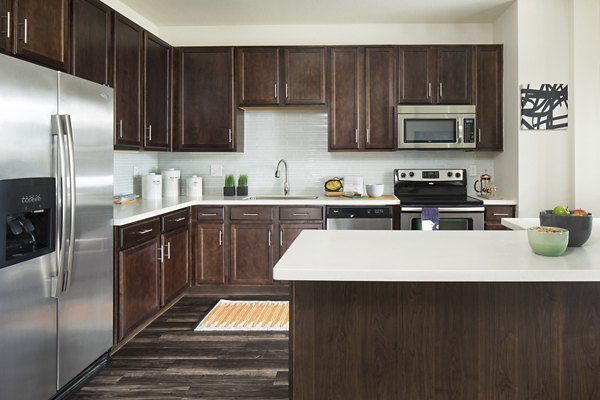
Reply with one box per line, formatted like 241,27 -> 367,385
484,205 -> 515,230
291,281 -> 600,400
117,237 -> 160,341
279,223 -> 322,256
230,223 -> 274,284
161,227 -> 189,306
195,223 -> 225,284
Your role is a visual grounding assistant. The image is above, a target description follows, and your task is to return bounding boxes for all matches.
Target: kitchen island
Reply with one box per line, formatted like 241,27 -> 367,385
274,226 -> 600,400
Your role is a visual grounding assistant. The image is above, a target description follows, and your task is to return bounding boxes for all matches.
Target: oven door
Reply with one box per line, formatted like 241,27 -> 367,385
400,207 -> 484,230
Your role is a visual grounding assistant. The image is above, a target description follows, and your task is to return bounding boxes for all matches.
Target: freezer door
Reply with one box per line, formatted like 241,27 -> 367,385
57,73 -> 114,388
0,54 -> 59,400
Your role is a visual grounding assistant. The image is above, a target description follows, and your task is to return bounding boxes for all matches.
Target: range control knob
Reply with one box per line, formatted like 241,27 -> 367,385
455,172 -> 461,178
400,172 -> 406,178
447,171 -> 453,177
409,172 -> 415,177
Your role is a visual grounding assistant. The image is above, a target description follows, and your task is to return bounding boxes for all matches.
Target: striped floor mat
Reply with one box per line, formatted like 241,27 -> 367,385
194,300 -> 289,331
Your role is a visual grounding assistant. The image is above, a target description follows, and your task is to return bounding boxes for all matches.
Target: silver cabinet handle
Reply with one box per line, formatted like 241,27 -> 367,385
292,213 -> 309,216
285,83 -> 288,98
493,213 -> 510,217
170,217 -> 186,222
366,128 -> 370,144
201,213 -> 217,216
166,242 -> 171,260
1,12 -> 10,38
146,124 -> 152,141
268,231 -> 271,247
355,129 -> 359,144
428,82 -> 431,98
243,213 -> 259,216
157,245 -> 164,263
439,82 -> 443,98
219,229 -> 222,246
280,230 -> 283,247
17,18 -> 27,43
118,120 -> 123,138
274,83 -> 277,99
478,128 -> 482,143
228,128 -> 232,143
137,229 -> 153,234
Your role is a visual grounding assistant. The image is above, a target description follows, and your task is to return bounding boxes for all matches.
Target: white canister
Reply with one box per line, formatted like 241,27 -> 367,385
142,173 -> 162,199
186,175 -> 203,197
163,169 -> 181,197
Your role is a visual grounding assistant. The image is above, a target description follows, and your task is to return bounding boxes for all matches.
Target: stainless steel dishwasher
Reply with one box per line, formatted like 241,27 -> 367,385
326,206 -> 394,230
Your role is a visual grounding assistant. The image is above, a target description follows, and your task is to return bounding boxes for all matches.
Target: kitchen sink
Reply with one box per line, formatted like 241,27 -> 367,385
243,195 -> 319,200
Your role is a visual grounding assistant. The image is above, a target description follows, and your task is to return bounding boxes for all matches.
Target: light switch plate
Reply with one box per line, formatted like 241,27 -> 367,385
210,165 -> 223,177
469,165 -> 477,177
133,166 -> 139,176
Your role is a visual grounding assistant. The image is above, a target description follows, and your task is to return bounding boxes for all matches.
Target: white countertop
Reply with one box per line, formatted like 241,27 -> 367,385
273,226 -> 600,282
113,195 -> 400,226
478,196 -> 517,206
501,218 -> 539,230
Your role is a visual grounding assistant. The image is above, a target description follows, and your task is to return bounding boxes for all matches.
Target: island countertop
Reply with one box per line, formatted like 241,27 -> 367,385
273,226 -> 600,282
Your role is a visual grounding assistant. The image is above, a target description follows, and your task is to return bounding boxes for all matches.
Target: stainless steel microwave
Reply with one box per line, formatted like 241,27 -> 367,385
397,105 -> 476,150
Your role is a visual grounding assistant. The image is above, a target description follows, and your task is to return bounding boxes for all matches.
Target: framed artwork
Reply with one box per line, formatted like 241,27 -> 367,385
521,84 -> 568,130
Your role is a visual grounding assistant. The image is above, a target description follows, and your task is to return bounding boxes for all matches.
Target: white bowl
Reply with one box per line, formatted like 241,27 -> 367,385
366,184 -> 384,197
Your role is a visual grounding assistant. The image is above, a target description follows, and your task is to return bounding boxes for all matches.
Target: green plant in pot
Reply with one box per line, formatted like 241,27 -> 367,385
223,174 -> 235,196
237,174 -> 248,196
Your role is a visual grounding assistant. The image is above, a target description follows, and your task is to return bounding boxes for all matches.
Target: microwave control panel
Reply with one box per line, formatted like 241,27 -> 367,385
463,118 -> 475,143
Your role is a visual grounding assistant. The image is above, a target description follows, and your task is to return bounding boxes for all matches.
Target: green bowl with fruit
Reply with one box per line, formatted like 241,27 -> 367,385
527,226 -> 569,257
540,205 -> 593,247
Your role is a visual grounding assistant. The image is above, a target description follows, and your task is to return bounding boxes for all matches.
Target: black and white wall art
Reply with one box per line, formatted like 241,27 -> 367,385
520,84 -> 568,130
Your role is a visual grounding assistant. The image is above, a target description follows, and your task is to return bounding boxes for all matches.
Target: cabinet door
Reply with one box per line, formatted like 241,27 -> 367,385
230,223 -> 273,284
0,0 -> 11,53
364,47 -> 396,150
175,48 -> 235,151
144,33 -> 170,151
329,47 -> 361,150
475,45 -> 503,151
70,0 -> 111,86
436,46 -> 473,104
237,47 -> 279,105
13,0 -> 69,70
279,223 -> 322,258
113,14 -> 142,148
398,46 -> 435,104
283,47 -> 326,105
161,227 -> 189,306
118,238 -> 160,340
195,223 -> 225,284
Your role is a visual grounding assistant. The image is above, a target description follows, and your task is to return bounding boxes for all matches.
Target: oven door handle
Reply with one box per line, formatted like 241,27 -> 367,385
401,207 -> 485,213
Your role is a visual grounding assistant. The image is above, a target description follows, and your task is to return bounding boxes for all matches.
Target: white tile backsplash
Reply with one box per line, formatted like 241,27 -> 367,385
113,151 -> 158,195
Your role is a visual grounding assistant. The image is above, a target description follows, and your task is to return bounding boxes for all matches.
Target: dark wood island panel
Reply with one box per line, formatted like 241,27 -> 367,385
290,281 -> 600,400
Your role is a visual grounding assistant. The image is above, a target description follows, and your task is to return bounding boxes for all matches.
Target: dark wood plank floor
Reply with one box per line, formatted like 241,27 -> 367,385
74,290 -> 289,399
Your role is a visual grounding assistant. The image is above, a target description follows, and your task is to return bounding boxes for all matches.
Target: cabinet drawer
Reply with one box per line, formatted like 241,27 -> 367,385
197,207 -> 225,221
485,205 -> 515,223
279,207 -> 323,221
230,206 -> 273,221
119,218 -> 160,250
161,209 -> 190,233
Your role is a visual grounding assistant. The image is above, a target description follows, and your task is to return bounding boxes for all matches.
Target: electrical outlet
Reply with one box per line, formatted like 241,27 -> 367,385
210,165 -> 223,177
133,166 -> 139,176
469,165 -> 477,177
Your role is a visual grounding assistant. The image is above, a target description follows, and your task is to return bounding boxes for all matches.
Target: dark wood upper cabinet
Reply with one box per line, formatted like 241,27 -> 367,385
475,45 -> 503,151
436,46 -> 473,104
0,0 -> 11,53
113,13 -> 142,149
174,47 -> 240,152
230,223 -> 274,285
398,46 -> 435,104
398,45 -> 473,105
364,47 -> 396,150
330,46 -> 395,151
329,47 -> 361,150
283,47 -> 326,105
70,0 -> 111,86
143,33 -> 170,151
237,47 -> 279,105
10,0 -> 69,70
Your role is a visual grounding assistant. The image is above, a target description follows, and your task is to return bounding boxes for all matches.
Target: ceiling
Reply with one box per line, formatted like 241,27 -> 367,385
118,0 -> 514,26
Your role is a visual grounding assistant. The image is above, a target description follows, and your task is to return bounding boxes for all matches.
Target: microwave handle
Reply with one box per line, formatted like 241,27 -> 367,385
457,120 -> 463,143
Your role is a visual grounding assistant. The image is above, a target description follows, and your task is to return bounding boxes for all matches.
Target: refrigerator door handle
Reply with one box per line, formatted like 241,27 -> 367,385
51,114 -> 68,298
61,115 -> 77,293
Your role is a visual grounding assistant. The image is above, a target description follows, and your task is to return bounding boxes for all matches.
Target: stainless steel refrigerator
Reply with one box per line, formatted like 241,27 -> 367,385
0,54 -> 113,399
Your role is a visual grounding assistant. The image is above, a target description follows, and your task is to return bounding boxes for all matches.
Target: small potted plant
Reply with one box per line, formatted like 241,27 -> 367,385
223,174 -> 235,196
237,174 -> 248,196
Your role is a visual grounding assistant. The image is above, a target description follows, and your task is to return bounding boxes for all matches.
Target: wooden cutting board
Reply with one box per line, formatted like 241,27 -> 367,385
337,195 -> 397,201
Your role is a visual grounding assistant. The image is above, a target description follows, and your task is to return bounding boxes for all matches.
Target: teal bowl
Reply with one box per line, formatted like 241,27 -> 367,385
527,226 -> 569,257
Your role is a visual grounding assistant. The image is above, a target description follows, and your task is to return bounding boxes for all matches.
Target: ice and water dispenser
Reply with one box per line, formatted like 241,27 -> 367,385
0,178 -> 55,269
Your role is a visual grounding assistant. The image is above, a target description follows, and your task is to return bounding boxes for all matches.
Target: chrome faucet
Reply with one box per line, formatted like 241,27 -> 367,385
275,159 -> 289,196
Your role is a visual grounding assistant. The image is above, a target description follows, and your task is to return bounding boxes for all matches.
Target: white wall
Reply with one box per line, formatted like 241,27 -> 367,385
160,24 -> 494,46
492,1 -> 519,208
99,0 -> 159,36
571,0 -> 600,211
